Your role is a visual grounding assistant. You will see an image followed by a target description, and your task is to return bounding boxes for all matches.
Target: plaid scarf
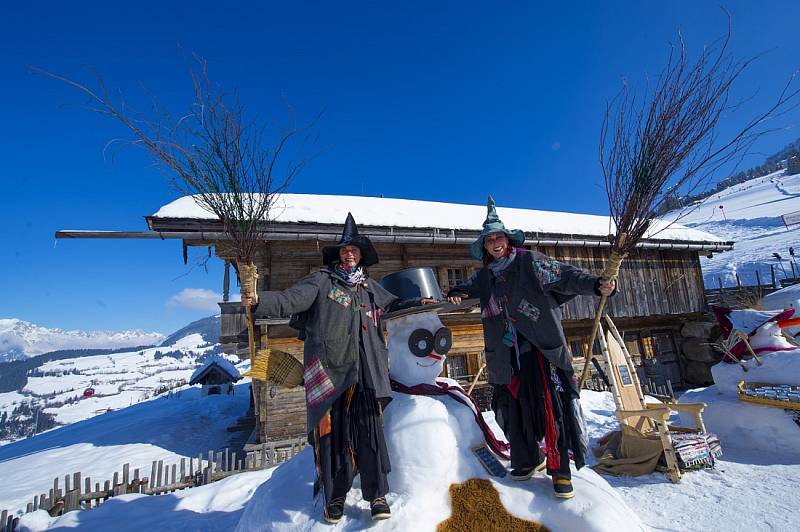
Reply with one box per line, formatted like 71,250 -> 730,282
333,263 -> 367,286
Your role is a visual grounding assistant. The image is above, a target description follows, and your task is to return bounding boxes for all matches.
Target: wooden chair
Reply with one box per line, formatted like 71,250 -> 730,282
597,316 -> 708,482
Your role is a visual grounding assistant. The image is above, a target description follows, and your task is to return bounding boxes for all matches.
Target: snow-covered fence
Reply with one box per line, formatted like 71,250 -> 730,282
0,438 -> 306,531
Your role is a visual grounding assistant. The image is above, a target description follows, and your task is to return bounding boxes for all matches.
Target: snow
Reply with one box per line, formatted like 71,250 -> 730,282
19,467 -> 274,532
235,391 -> 645,532
665,170 -> 800,286
152,193 -> 725,244
0,383 -> 251,516
190,354 -> 241,384
0,318 -> 164,359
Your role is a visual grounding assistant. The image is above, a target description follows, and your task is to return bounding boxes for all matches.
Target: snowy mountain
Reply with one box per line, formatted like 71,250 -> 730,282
666,169 -> 800,287
0,318 -> 165,362
0,316 -> 231,446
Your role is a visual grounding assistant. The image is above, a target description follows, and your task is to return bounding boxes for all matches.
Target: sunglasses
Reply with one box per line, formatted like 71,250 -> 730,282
407,327 -> 452,358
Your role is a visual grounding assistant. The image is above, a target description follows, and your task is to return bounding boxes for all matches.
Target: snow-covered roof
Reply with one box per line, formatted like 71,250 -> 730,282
189,356 -> 241,385
151,193 -> 727,244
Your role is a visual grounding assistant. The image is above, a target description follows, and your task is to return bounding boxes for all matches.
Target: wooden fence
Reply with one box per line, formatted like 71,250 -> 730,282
1,438 -> 306,532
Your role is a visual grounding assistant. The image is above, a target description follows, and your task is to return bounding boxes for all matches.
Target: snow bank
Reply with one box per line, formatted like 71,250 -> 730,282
18,468 -> 274,532
236,392 -> 645,532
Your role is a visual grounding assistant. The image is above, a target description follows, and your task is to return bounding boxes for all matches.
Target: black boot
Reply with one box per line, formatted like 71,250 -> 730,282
370,496 -> 391,520
324,496 -> 346,523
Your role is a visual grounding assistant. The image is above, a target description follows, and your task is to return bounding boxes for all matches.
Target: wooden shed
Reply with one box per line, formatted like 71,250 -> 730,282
189,357 -> 241,396
58,193 -> 734,444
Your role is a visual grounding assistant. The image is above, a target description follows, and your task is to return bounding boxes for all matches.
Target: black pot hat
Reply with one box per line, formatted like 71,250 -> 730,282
322,212 -> 380,267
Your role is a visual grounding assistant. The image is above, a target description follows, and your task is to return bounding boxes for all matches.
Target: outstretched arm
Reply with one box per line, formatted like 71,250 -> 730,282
248,273 -> 321,318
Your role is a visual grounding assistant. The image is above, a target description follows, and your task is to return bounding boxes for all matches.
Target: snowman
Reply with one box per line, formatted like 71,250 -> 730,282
234,271 -> 647,531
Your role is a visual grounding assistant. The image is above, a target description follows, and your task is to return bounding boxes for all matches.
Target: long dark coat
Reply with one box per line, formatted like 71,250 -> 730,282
255,268 -> 399,429
448,249 -> 602,384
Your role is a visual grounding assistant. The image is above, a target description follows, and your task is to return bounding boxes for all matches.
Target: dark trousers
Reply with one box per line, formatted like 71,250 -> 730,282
492,338 -> 576,479
314,383 -> 390,504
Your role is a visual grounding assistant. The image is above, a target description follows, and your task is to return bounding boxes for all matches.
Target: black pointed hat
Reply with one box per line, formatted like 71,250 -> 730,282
322,213 -> 380,267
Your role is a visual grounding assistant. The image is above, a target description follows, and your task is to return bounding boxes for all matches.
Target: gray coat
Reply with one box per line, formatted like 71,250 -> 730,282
255,268 -> 399,430
449,250 -> 602,384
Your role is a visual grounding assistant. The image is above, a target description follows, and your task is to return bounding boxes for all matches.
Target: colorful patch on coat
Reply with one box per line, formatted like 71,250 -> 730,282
532,259 -> 562,285
304,357 -> 336,407
481,293 -> 503,318
550,366 -> 565,392
516,298 -> 541,321
327,286 -> 352,307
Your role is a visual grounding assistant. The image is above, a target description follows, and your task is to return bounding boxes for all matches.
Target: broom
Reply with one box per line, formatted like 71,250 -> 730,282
37,60 -> 316,369
578,25 -> 800,389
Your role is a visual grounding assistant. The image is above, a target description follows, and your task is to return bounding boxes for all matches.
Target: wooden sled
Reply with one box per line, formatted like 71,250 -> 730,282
598,316 -> 709,483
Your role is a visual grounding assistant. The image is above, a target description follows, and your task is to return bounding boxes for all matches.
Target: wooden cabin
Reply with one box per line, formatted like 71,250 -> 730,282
189,357 -> 241,396
58,193 -> 733,444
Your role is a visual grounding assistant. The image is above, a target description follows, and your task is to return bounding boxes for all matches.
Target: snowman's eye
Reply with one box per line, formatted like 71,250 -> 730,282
408,329 -> 434,357
433,327 -> 452,355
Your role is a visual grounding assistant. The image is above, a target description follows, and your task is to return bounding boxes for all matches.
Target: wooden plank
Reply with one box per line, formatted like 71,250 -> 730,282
171,464 -> 177,486
180,459 -> 186,481
122,464 -> 130,486
156,461 -> 164,488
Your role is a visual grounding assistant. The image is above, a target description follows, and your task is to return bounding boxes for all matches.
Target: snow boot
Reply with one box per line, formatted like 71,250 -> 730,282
552,477 -> 575,499
510,455 -> 547,481
324,496 -> 346,524
370,496 -> 391,520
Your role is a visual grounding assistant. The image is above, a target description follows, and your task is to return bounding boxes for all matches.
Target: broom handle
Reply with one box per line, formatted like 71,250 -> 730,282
578,294 -> 608,390
246,304 -> 257,360
578,240 -> 627,391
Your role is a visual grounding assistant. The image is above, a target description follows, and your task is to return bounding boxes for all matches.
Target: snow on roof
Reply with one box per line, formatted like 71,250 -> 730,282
189,356 -> 241,385
152,193 -> 727,243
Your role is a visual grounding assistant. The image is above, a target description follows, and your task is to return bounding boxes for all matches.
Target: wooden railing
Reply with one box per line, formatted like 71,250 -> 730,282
0,438 -> 306,532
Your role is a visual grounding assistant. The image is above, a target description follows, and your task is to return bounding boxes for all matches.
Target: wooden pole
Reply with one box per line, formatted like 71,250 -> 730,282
771,265 -> 777,288
466,364 -> 486,395
223,260 -> 231,302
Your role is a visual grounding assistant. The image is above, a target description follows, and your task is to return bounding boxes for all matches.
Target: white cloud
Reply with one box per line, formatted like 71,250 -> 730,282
167,288 -> 224,312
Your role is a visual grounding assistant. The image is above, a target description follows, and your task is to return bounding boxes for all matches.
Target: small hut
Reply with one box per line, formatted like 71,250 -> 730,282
189,356 -> 241,396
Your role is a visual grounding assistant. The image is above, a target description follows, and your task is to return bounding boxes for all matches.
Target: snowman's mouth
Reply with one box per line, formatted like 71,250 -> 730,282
416,359 -> 441,367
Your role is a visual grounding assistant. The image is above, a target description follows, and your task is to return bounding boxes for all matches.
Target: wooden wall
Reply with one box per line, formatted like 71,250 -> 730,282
217,240 -> 708,443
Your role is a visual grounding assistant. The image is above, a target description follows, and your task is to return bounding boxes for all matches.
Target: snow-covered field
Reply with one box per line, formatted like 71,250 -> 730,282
3,348 -> 797,531
0,333 -> 227,442
667,170 -> 800,287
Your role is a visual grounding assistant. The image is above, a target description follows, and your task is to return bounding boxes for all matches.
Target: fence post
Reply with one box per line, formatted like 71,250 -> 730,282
772,265 -> 777,289
756,269 -> 762,287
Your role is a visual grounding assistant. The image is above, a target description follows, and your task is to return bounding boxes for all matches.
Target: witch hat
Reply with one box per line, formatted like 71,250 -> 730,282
469,196 -> 525,261
322,212 -> 380,267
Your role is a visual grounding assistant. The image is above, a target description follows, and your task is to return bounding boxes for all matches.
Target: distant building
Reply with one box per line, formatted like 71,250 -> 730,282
189,357 -> 241,396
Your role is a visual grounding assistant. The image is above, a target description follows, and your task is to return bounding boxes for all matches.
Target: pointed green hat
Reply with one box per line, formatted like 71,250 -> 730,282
469,196 -> 525,260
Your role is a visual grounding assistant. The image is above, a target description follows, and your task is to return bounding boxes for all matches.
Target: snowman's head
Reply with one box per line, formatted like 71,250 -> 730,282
386,311 -> 452,386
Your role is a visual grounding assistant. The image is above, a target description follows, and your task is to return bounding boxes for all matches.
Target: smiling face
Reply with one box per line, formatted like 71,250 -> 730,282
339,245 -> 362,269
387,311 -> 452,386
483,232 -> 509,260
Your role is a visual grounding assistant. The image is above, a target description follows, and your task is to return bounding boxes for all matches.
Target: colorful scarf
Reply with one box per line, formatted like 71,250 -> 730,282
333,263 -> 367,286
487,246 -> 518,275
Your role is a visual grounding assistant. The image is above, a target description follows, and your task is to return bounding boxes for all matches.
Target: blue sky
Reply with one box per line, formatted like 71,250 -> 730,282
2,1 -> 799,335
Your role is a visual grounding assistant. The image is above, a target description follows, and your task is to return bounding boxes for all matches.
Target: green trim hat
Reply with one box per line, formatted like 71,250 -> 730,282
469,196 -> 525,261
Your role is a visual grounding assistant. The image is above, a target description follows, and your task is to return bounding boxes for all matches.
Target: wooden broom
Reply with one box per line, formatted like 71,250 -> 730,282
577,25 -> 800,390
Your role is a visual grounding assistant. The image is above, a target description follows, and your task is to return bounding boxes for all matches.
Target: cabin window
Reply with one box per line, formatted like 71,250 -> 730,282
569,339 -> 584,358
447,268 -> 466,290
446,353 -> 469,380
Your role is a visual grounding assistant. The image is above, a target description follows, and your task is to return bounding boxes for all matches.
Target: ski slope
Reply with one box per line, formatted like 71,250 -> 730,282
667,170 -> 800,287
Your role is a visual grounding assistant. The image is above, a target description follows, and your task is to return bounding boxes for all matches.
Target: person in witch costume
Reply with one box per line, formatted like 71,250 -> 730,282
447,197 -> 616,499
242,213 -> 428,524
